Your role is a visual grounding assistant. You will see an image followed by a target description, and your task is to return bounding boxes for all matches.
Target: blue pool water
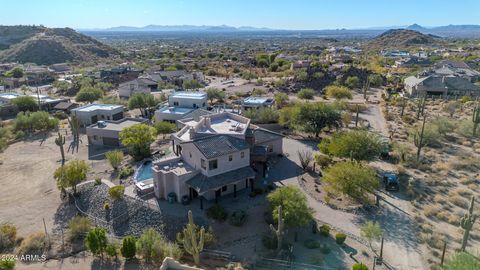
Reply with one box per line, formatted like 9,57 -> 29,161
134,160 -> 153,182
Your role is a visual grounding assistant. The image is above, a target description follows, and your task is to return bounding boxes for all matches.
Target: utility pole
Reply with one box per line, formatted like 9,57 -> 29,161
440,241 -> 447,266
43,218 -> 50,246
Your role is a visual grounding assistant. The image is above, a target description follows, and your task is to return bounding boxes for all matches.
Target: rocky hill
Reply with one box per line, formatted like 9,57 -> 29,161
0,25 -> 119,65
368,29 -> 440,48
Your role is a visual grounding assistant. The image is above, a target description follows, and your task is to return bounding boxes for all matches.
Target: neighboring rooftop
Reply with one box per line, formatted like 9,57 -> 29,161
158,106 -> 195,115
170,91 -> 207,100
243,96 -> 274,105
87,117 -> 147,131
73,103 -> 124,112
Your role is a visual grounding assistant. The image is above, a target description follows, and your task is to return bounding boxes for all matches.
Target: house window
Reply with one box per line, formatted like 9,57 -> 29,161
222,185 -> 227,192
229,155 -> 233,161
193,103 -> 197,108
202,102 -> 206,107
189,152 -> 192,158
173,101 -> 179,106
268,145 -> 273,152
93,135 -> 97,140
201,159 -> 206,169
209,159 -> 218,170
241,152 -> 245,158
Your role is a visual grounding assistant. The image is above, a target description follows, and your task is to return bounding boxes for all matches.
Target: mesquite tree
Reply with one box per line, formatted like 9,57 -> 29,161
269,205 -> 285,251
55,132 -> 66,165
460,197 -> 477,251
179,210 -> 205,266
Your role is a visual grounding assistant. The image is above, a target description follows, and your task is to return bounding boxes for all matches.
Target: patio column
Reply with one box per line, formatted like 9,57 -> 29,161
250,178 -> 254,192
172,140 -> 176,155
189,188 -> 193,200
233,184 -> 237,198
200,196 -> 203,210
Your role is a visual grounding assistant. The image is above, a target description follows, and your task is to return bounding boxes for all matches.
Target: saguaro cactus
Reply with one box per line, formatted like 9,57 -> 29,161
55,132 -> 66,165
400,97 -> 407,117
472,103 -> 480,137
413,114 -> 427,162
363,78 -> 370,100
270,205 -> 285,251
460,197 -> 477,251
416,95 -> 427,120
181,210 -> 205,266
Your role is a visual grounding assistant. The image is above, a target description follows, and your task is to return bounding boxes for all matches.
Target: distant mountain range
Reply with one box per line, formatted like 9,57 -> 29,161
86,24 -> 276,32
81,23 -> 480,38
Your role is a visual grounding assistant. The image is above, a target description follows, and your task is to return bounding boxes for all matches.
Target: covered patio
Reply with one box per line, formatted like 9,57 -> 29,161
186,166 -> 256,209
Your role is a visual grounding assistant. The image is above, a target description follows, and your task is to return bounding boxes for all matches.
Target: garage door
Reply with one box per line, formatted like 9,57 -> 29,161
112,112 -> 123,120
102,137 -> 120,147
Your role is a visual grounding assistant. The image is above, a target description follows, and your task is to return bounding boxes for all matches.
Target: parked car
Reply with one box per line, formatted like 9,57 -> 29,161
383,172 -> 399,191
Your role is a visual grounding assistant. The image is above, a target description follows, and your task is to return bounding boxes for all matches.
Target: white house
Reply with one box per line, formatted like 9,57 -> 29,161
155,91 -> 208,123
71,104 -> 124,128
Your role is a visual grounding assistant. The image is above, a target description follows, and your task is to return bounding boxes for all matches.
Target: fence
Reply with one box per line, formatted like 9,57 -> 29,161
255,257 -> 339,270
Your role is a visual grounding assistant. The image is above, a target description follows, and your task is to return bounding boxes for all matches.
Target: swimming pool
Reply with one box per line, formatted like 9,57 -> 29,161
133,160 -> 153,182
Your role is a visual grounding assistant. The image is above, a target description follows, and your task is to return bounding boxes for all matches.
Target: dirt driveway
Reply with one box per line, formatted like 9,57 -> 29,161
0,133 -> 110,236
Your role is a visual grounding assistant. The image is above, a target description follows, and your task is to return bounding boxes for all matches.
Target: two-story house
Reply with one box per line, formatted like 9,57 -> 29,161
154,91 -> 208,123
150,111 -> 283,206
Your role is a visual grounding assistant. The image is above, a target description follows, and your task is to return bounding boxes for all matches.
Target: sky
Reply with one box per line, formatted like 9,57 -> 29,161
0,0 -> 479,30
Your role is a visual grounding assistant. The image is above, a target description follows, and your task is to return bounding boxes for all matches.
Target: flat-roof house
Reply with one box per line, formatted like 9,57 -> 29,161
241,96 -> 274,111
155,91 -> 208,123
86,117 -> 148,147
71,104 -> 125,128
118,78 -> 158,98
151,111 -> 283,205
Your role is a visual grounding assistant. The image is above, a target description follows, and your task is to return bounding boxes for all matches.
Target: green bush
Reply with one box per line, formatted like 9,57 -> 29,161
0,258 -> 15,270
119,166 -> 134,179
0,223 -> 17,252
206,205 -> 228,221
352,263 -> 369,270
325,85 -> 352,99
319,224 -> 330,237
120,235 -> 136,260
94,177 -> 102,186
297,88 -> 315,100
335,233 -> 347,245
108,185 -> 125,200
229,210 -> 247,226
105,244 -> 118,258
67,216 -> 92,241
84,228 -> 108,256
303,239 -> 320,249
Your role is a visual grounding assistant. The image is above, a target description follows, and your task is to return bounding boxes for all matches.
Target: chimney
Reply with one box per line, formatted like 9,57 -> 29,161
189,127 -> 195,139
204,117 -> 211,128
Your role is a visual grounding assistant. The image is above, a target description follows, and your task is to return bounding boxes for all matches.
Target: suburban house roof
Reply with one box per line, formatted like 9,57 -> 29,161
53,102 -> 78,110
406,75 -> 480,92
252,128 -> 284,144
186,166 -> 255,193
191,134 -> 250,159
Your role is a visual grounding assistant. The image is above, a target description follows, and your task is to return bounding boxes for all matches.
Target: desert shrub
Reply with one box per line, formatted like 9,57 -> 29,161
0,223 -> 17,252
67,216 -> 92,241
335,233 -> 347,245
448,195 -> 469,208
262,232 -> 278,250
319,224 -> 330,237
320,243 -> 331,254
352,263 -> 369,270
433,195 -> 447,204
229,210 -> 247,226
119,166 -> 134,179
243,107 -> 279,124
162,242 -> 183,261
206,205 -> 228,221
94,177 -> 102,185
325,85 -> 352,99
423,205 -> 441,218
104,202 -> 110,210
0,258 -> 15,270
84,228 -> 108,256
121,235 -> 136,260
136,228 -> 167,263
18,231 -> 47,256
456,120 -> 478,138
443,252 -> 480,270
460,96 -> 472,103
303,239 -> 320,249
105,244 -> 118,258
108,185 -> 125,200
297,88 -> 315,100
